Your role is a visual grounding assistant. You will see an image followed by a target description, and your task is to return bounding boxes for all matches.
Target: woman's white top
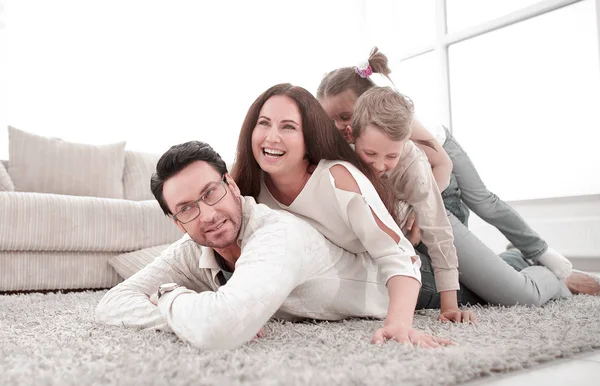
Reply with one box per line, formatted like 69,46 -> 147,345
258,159 -> 421,285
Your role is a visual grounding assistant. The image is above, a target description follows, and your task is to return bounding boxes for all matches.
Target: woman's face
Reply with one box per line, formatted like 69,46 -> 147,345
251,95 -> 307,177
354,124 -> 406,177
319,89 -> 357,141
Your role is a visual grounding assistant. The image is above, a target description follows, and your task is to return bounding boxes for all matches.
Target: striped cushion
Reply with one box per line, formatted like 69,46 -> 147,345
108,244 -> 170,280
0,161 -> 14,191
123,151 -> 160,201
8,126 -> 126,198
0,192 -> 182,252
0,251 -> 123,291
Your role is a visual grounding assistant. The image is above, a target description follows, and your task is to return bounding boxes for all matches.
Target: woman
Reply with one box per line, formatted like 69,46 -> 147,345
232,83 -> 464,347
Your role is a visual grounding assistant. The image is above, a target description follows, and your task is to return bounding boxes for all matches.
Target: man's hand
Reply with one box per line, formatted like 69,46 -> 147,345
401,211 -> 422,247
438,309 -> 477,324
149,293 -> 158,306
371,324 -> 454,348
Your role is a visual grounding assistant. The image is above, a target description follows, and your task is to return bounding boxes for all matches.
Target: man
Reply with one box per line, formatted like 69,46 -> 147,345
96,141 -> 450,350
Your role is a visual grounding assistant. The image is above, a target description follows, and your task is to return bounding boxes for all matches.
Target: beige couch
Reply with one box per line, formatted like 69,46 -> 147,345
0,127 -> 181,292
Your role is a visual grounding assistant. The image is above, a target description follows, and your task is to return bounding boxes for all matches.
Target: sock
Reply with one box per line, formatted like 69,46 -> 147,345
536,247 -> 573,280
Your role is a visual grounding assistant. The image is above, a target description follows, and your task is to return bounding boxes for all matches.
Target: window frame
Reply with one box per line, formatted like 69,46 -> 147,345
391,0 -> 596,130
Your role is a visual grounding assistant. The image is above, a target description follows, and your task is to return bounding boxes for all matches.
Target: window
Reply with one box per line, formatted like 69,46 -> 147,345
391,52 -> 447,129
446,0 -> 545,32
365,0 -> 436,57
449,0 -> 600,199
366,0 -> 600,200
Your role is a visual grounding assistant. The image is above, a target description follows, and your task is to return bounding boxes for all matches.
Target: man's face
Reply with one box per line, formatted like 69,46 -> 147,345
162,160 -> 243,249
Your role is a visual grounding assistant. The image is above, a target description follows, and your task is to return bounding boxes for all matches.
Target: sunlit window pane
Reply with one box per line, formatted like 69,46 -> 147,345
446,0 -> 544,32
365,0 -> 436,57
390,52 -> 447,129
449,0 -> 600,200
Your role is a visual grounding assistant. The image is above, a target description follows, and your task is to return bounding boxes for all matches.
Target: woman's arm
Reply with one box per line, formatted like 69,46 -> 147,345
410,119 -> 453,192
330,164 -> 454,344
329,163 -> 420,283
328,164 -> 454,345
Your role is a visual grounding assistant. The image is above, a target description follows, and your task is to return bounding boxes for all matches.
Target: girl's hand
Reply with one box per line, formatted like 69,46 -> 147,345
407,223 -> 422,247
371,324 -> 454,348
401,212 -> 422,246
341,125 -> 354,143
253,328 -> 265,340
438,309 -> 477,324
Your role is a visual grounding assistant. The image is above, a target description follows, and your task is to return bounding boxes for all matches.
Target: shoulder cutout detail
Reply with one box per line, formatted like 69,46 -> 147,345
329,164 -> 362,195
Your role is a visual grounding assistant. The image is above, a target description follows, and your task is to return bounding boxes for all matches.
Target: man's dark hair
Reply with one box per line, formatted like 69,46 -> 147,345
151,141 -> 228,216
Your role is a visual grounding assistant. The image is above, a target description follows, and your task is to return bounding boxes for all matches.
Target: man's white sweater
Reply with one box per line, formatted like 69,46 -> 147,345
96,197 -> 394,350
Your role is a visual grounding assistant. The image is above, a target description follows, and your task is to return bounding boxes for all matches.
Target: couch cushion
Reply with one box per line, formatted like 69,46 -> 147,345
123,151 -> 160,201
108,244 -> 171,280
8,126 -> 126,198
0,161 -> 14,192
0,191 -> 182,252
0,251 -> 123,291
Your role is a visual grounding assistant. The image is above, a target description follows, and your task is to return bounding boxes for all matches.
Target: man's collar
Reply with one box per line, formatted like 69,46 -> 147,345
198,246 -> 220,270
236,195 -> 251,246
197,195 -> 255,272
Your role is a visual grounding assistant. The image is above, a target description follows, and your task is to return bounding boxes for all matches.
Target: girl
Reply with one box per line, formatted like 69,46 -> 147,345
317,47 -> 573,280
232,83 -> 459,347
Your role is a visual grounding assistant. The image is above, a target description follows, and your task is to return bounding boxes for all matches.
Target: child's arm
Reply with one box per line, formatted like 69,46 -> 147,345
439,291 -> 476,323
410,119 -> 453,192
328,163 -> 453,346
390,143 -> 474,322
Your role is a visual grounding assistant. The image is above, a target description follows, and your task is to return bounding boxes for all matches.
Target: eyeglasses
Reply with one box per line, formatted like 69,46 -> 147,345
172,176 -> 228,224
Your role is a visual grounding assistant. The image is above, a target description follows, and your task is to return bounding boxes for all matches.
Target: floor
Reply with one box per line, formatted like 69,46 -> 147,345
466,351 -> 600,385
466,271 -> 600,385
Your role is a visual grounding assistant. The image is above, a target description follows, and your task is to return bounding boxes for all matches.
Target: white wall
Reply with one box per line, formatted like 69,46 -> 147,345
0,0 -> 367,163
469,194 -> 600,267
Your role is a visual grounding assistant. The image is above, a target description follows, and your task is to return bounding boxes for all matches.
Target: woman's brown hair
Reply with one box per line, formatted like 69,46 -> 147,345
232,83 -> 399,221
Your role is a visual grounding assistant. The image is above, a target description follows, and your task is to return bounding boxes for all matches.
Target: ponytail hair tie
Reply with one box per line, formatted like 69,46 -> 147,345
355,61 -> 373,78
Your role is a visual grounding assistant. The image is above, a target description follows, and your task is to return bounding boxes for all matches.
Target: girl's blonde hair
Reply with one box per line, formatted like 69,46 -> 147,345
352,86 -> 414,142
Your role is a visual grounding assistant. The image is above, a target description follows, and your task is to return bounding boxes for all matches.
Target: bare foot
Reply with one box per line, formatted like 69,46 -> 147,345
565,271 -> 600,295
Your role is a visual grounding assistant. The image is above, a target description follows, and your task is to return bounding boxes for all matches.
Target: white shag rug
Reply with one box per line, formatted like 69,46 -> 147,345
1,290 -> 599,386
